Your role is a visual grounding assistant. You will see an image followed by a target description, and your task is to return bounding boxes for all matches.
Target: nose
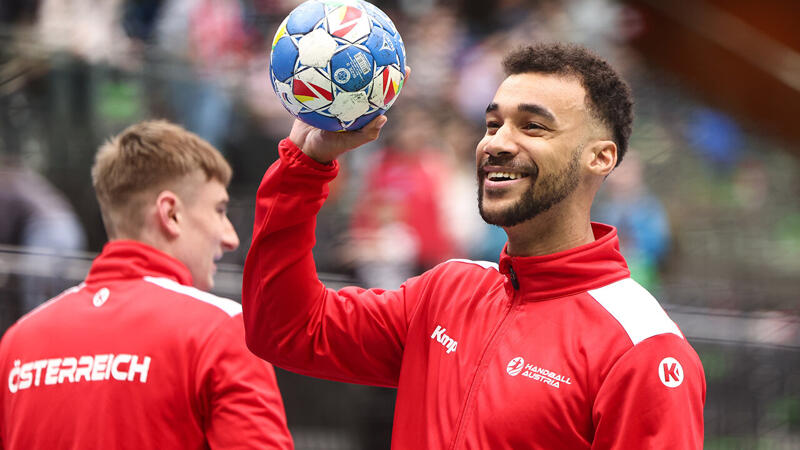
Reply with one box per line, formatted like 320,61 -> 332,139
222,216 -> 240,252
481,123 -> 519,159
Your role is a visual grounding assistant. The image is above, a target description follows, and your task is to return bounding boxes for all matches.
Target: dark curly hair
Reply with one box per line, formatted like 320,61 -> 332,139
502,43 -> 633,166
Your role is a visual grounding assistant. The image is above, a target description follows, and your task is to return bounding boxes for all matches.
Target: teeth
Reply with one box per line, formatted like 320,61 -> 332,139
488,172 -> 523,181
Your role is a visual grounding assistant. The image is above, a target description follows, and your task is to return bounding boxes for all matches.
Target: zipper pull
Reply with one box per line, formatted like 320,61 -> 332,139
508,264 -> 520,290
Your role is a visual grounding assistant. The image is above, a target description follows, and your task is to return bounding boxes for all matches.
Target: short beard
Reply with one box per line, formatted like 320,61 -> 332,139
477,150 -> 581,227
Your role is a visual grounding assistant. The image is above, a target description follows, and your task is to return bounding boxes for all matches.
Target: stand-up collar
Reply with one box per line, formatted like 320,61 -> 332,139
498,223 -> 630,301
86,240 -> 193,287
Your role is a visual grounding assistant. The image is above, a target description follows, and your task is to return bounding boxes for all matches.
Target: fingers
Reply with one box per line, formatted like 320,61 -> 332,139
294,114 -> 388,163
360,115 -> 387,138
346,115 -> 387,149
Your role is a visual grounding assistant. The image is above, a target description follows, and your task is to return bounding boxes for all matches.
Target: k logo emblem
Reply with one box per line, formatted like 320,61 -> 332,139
658,357 -> 684,388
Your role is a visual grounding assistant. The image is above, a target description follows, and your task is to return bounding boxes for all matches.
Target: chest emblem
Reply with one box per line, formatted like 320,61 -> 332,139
507,357 -> 525,376
505,356 -> 572,388
431,325 -> 458,354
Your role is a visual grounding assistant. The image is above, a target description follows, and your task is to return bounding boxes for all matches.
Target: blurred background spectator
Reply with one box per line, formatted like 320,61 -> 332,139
1,0 -> 799,448
348,106 -> 455,288
0,158 -> 86,330
593,151 -> 670,292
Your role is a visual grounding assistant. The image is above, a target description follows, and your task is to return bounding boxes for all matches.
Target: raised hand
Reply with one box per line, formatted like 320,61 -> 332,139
290,66 -> 410,164
289,114 -> 387,164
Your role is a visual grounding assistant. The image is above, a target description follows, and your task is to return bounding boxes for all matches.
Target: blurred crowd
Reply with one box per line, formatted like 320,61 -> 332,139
1,1 -> 800,445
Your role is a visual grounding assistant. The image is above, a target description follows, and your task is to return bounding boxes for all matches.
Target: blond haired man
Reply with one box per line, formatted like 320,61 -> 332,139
0,120 -> 294,449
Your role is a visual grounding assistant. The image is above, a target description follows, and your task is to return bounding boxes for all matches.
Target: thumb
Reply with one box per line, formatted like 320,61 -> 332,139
337,114 -> 388,150
358,115 -> 388,141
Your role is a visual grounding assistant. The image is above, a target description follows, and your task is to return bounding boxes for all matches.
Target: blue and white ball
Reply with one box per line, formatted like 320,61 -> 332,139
270,0 -> 406,131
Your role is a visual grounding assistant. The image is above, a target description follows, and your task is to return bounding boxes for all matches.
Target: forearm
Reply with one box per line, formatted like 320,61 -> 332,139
242,138 -> 337,362
242,139 -> 413,386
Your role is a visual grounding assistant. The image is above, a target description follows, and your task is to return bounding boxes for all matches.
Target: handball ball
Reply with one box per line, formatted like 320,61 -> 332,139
269,0 -> 406,131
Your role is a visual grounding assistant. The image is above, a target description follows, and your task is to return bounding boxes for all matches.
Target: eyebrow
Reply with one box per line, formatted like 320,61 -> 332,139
486,102 -> 557,123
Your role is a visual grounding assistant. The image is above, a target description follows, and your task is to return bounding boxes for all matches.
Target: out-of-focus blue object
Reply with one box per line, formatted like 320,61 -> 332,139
686,108 -> 744,168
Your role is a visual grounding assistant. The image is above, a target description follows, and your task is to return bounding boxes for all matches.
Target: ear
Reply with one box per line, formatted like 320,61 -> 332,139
155,190 -> 181,238
586,140 -> 617,177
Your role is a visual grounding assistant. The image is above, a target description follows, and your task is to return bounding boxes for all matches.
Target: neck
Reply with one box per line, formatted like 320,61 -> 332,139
117,224 -> 172,259
503,203 -> 595,257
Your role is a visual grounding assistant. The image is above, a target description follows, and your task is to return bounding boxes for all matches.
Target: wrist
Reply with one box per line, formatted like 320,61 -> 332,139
301,147 -> 335,165
281,138 -> 338,171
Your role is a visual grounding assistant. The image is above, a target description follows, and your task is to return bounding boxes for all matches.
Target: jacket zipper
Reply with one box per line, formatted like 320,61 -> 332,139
508,264 -> 520,290
448,265 -> 520,450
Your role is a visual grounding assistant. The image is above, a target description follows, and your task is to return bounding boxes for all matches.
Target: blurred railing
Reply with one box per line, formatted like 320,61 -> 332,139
2,245 -> 797,348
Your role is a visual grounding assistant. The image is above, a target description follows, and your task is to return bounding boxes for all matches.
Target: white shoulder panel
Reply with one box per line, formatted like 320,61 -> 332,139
444,258 -> 499,271
143,276 -> 242,317
17,283 -> 86,325
588,278 -> 683,345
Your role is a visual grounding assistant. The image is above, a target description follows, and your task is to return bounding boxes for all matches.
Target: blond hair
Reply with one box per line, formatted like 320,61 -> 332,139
92,120 -> 232,238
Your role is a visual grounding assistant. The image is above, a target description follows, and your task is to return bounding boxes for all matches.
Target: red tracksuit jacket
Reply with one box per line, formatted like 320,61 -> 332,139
242,139 -> 706,449
0,241 -> 293,449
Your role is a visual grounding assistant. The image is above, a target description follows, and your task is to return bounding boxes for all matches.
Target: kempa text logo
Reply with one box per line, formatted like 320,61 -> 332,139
658,357 -> 684,388
430,325 -> 458,354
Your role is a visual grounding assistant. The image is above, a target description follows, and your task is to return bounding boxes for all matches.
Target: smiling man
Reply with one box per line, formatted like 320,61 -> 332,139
0,121 -> 293,449
243,43 -> 705,449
